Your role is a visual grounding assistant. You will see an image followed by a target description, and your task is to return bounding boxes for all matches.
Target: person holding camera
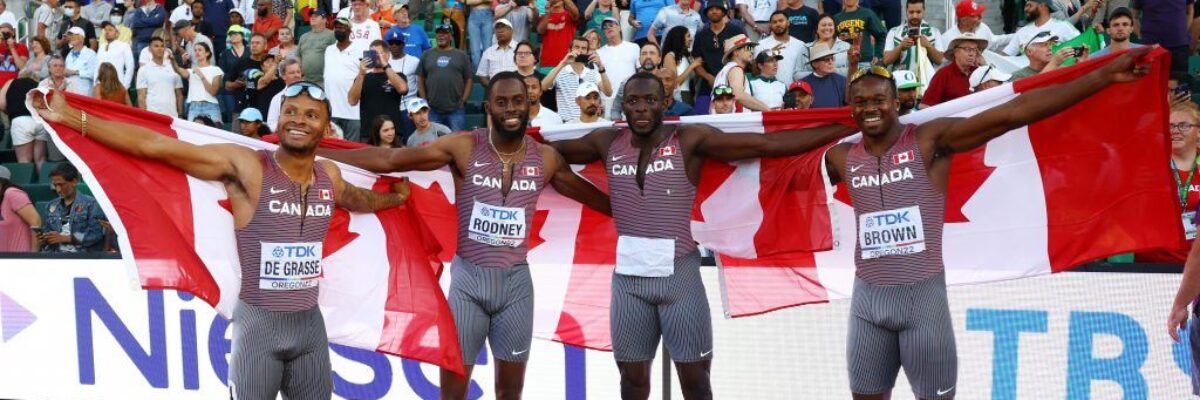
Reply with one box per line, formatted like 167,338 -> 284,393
350,40 -> 408,142
542,36 -> 612,123
1009,31 -> 1084,80
882,0 -> 941,91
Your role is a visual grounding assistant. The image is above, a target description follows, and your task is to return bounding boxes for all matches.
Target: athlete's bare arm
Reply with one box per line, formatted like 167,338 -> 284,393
319,134 -> 472,175
685,122 -> 856,162
919,47 -> 1152,157
1169,236 -> 1200,341
319,160 -> 410,212
542,145 -> 612,216
32,90 -> 262,225
548,127 -> 620,164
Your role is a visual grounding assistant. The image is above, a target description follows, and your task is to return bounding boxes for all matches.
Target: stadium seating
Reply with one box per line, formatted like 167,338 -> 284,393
38,161 -> 60,183
23,183 -> 55,204
1,162 -> 34,184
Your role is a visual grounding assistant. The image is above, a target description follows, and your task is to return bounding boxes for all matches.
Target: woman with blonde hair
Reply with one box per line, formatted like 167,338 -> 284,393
92,63 -> 130,105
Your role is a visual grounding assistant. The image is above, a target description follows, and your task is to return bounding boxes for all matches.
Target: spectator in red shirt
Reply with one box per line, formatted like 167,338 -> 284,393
921,31 -> 985,107
1138,101 -> 1200,263
0,23 -> 28,89
251,0 -> 282,48
537,0 -> 579,67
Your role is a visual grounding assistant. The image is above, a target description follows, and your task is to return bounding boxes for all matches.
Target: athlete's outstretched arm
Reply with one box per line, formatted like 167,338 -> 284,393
1169,234 -> 1200,341
319,161 -> 409,212
33,90 -> 252,181
319,134 -> 464,173
544,147 -> 611,216
547,128 -> 614,165
692,123 -> 856,162
928,46 -> 1152,155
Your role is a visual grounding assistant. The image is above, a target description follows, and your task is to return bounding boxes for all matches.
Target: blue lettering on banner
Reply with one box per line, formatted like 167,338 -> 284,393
74,278 -> 168,388
966,308 -> 1048,400
1173,324 -> 1194,374
1066,311 -> 1148,399
331,344 -> 393,399
179,291 -> 199,390
207,307 -> 232,384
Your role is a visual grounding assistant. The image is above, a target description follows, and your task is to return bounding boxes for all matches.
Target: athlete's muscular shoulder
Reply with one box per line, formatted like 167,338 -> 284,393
436,133 -> 476,177
220,145 -> 265,229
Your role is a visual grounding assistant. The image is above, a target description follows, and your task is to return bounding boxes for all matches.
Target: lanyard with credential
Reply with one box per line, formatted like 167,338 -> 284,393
1172,158 -> 1199,207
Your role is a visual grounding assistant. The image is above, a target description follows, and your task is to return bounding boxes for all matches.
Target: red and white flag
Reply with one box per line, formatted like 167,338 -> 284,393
31,93 -> 465,375
36,48 -> 1179,355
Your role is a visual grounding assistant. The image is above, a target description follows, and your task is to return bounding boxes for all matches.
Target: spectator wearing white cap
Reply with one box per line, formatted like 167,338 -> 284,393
1004,0 -> 1079,56
237,107 -> 266,138
596,16 -> 640,113
476,19 -> 518,86
1009,31 -> 1077,80
63,26 -> 96,95
892,69 -> 921,115
969,64 -> 1012,92
525,73 -> 564,127
921,31 -> 985,107
571,82 -> 610,123
95,22 -> 134,88
56,0 -> 97,55
749,50 -> 787,109
403,97 -> 451,147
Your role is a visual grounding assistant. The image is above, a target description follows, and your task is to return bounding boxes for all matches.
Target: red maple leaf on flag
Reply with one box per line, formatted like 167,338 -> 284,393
945,147 -> 996,223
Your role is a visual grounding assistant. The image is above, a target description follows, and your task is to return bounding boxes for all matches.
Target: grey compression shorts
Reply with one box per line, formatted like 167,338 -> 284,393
847,272 -> 957,399
610,250 -> 713,363
448,256 -> 535,365
228,300 -> 332,400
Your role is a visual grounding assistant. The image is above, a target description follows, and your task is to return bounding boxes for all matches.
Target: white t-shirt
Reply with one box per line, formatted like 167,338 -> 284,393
748,77 -> 786,109
748,0 -> 777,22
349,18 -> 382,50
324,43 -> 363,120
136,61 -> 184,117
388,54 -> 420,102
595,41 -> 640,96
0,11 -> 18,29
185,65 -> 223,104
530,107 -> 563,127
96,40 -> 135,88
756,34 -> 805,85
571,116 -> 611,124
1003,19 -> 1080,56
139,47 -> 174,67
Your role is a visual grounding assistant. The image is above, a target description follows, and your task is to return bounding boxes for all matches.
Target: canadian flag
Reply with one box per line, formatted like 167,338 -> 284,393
892,149 -> 915,165
37,48 -> 1180,355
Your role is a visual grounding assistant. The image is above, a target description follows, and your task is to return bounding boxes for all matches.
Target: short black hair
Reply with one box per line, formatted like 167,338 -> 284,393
49,162 -> 79,181
514,40 -> 537,62
624,71 -> 665,97
100,21 -> 113,30
486,71 -> 528,101
907,0 -> 924,6
848,73 -> 898,98
770,10 -> 787,20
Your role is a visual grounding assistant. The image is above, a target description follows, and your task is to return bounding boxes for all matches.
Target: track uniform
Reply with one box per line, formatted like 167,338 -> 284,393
843,125 -> 956,399
229,150 -> 335,400
450,128 -> 546,364
606,127 -> 713,363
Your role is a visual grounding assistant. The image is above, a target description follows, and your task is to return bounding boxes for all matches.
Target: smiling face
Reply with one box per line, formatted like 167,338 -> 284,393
378,120 -> 396,145
849,76 -> 900,138
277,93 -> 331,154
816,16 -> 835,40
1172,110 -> 1200,154
485,77 -> 531,140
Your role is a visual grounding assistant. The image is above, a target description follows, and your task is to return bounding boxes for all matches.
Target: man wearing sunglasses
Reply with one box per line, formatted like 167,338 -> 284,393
829,47 -> 1151,400
920,32 -> 986,107
31,81 -> 411,399
549,71 -> 856,400
317,71 -> 611,400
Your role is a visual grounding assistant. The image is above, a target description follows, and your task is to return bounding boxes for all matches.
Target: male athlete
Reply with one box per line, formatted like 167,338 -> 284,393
548,71 -> 857,400
827,49 -> 1150,399
32,83 -> 410,400
317,71 -> 611,400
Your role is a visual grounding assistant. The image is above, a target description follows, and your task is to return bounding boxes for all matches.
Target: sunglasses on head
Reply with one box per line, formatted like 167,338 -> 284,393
849,65 -> 892,84
282,81 -> 327,100
712,86 -> 734,96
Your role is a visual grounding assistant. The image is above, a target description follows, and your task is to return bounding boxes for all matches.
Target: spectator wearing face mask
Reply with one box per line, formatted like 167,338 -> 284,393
99,9 -> 133,45
56,0 -> 97,56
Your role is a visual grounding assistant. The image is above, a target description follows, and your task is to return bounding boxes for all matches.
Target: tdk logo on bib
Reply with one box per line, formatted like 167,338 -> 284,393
468,201 -> 527,247
259,242 -> 323,290
858,206 -> 926,260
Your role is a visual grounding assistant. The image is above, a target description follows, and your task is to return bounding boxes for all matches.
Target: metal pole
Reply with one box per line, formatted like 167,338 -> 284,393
662,341 -> 672,400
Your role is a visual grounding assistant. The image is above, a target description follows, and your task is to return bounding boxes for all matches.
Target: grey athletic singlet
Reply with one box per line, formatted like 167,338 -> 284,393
454,128 -> 546,267
235,150 -> 335,312
606,127 -> 697,257
844,124 -> 945,286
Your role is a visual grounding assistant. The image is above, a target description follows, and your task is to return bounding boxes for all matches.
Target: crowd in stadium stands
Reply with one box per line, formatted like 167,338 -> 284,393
0,0 -> 1198,256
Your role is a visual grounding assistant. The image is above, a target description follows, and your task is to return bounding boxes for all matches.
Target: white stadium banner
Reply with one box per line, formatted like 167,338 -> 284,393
0,259 -> 1193,399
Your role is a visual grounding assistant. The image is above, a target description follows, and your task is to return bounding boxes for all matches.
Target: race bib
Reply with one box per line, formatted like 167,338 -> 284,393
615,236 -> 675,277
259,242 -> 322,291
858,206 -> 926,260
467,201 -> 527,247
1185,212 -> 1197,240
